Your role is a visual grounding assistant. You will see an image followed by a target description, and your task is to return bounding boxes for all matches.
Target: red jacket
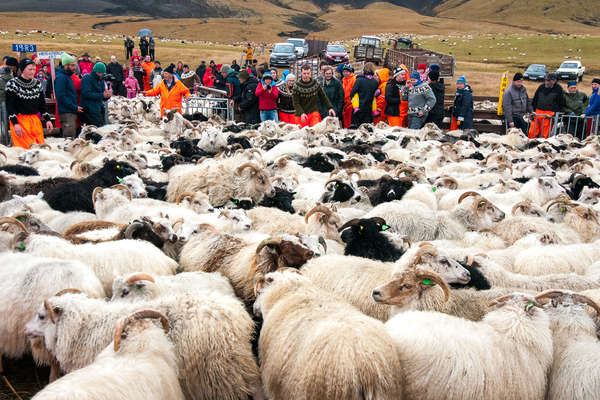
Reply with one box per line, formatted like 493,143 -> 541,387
203,69 -> 215,87
255,82 -> 278,110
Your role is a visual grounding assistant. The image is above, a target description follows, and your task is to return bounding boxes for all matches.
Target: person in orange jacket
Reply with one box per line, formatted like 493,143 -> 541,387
374,68 -> 389,125
397,64 -> 410,127
141,55 -> 155,92
341,64 -> 356,128
143,63 -> 190,117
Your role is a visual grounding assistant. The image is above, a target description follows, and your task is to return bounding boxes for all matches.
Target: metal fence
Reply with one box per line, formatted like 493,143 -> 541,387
506,112 -> 599,139
0,102 -> 10,146
183,96 -> 234,121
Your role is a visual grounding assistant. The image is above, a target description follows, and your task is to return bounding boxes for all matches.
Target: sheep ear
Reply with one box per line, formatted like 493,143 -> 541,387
538,178 -> 543,184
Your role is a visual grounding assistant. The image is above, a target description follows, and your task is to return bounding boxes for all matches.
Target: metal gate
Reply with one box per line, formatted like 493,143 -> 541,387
506,112 -> 600,139
0,102 -> 10,146
183,96 -> 234,121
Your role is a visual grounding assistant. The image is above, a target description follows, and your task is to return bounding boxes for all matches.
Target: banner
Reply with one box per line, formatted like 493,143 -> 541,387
497,70 -> 509,116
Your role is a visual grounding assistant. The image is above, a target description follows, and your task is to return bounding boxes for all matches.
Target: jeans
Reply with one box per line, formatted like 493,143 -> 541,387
59,113 -> 77,138
260,109 -> 278,122
507,115 -> 529,134
408,114 -> 426,129
83,111 -> 105,127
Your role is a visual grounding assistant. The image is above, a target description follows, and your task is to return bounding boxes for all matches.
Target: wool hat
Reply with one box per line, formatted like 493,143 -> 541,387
220,64 -> 231,75
163,63 -> 176,74
545,73 -> 557,81
263,72 -> 273,81
342,64 -> 354,73
19,58 -> 35,72
456,76 -> 467,84
61,53 -> 75,66
428,70 -> 440,81
513,72 -> 524,81
429,64 -> 440,72
592,78 -> 600,85
392,67 -> 405,79
417,63 -> 427,70
5,57 -> 18,67
238,69 -> 250,80
567,81 -> 577,87
410,70 -> 420,80
92,62 -> 106,74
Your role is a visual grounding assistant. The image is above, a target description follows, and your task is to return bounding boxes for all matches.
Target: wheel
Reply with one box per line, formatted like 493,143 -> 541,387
579,73 -> 583,82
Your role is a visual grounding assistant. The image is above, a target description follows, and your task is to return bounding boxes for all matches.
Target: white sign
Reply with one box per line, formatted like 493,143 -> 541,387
37,51 -> 65,59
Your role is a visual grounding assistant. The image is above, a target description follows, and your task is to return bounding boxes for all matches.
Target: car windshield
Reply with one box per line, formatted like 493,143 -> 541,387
560,62 -> 578,68
327,45 -> 346,53
526,65 -> 545,72
360,38 -> 380,46
274,44 -> 294,53
287,40 -> 303,47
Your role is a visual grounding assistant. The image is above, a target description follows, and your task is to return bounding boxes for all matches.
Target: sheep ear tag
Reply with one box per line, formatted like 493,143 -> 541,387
117,177 -> 124,183
422,279 -> 435,287
19,242 -> 24,251
431,187 -> 437,192
381,224 -> 390,231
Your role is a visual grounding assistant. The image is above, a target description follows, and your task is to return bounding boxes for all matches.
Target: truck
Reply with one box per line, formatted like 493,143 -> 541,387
353,35 -> 385,64
556,60 -> 585,82
384,39 -> 455,79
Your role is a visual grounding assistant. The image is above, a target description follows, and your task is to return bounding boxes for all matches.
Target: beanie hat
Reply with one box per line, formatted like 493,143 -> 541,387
263,72 -> 272,81
392,67 -> 405,79
238,69 -> 250,80
164,63 -> 176,74
220,64 -> 231,75
417,63 -> 427,70
429,64 -> 440,72
5,57 -> 18,67
61,53 -> 75,66
428,70 -> 440,81
592,78 -> 600,85
342,64 -> 354,73
546,73 -> 557,81
513,72 -> 524,81
456,76 -> 467,84
19,58 -> 35,72
567,81 -> 577,87
410,70 -> 420,80
92,62 -> 106,74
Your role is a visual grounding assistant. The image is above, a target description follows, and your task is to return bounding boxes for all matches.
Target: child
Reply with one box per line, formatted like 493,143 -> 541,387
124,69 -> 141,98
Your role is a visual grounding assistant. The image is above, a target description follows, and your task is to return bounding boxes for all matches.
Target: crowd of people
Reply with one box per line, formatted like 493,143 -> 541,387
1,37 -> 600,149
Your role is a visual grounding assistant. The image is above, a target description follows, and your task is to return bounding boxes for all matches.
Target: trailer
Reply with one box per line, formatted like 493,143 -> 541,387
385,48 -> 455,79
306,39 -> 328,58
290,56 -> 320,78
353,35 -> 384,65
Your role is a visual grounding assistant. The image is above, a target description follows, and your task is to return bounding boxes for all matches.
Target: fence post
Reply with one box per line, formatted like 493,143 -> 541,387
552,112 -> 560,137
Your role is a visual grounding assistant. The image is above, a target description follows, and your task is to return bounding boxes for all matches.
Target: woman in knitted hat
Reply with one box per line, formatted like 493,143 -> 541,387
80,62 -> 112,127
401,70 -> 436,129
581,78 -> 600,135
5,58 -> 53,148
385,67 -> 407,127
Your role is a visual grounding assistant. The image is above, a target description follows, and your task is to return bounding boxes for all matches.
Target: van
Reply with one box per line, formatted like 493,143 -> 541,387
286,38 -> 308,58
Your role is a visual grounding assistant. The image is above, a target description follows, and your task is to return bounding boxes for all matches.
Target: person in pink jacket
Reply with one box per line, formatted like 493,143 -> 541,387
124,68 -> 141,98
255,72 -> 279,122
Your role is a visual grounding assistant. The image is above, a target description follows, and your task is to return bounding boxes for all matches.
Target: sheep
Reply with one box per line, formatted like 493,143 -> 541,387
357,174 -> 414,206
535,290 -> 600,400
29,310 -> 186,400
11,231 -> 177,295
383,292 -> 553,400
25,290 -> 260,400
179,230 -> 316,305
253,269 -> 404,400
337,217 -> 405,261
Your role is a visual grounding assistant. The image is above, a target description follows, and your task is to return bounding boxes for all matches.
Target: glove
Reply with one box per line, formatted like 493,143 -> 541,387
353,108 -> 359,114
372,110 -> 380,117
456,120 -> 461,126
580,114 -> 587,118
374,89 -> 381,97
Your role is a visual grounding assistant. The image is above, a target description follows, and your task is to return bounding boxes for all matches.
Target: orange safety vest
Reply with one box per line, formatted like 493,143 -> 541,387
145,79 -> 190,116
141,61 -> 155,91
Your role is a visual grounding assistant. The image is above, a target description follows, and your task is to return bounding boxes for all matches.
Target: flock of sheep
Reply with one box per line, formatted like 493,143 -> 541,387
1,94 -> 600,399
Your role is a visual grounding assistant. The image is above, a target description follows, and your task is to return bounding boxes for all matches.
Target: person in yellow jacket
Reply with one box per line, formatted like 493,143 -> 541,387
143,63 -> 190,117
374,68 -> 389,124
245,44 -> 253,67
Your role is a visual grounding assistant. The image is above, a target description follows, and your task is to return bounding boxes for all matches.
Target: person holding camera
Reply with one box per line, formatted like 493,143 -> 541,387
255,71 -> 279,122
80,62 -> 112,127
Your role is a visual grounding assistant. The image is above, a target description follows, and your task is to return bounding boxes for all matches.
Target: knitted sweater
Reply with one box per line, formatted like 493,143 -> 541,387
292,78 -> 332,116
180,71 -> 200,90
5,76 -> 49,124
277,84 -> 295,114
401,82 -> 436,116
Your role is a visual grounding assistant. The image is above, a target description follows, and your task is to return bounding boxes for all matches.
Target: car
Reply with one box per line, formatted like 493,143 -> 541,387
286,38 -> 309,58
523,64 -> 546,81
270,43 -> 297,67
321,44 -> 349,64
556,61 -> 585,82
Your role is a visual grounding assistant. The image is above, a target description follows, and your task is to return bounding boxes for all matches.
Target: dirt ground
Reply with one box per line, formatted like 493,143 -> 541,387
1,356 -> 49,399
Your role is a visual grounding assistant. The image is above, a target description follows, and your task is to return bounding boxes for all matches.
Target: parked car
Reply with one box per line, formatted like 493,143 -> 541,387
523,64 -> 547,81
270,43 -> 297,67
556,61 -> 585,82
286,38 -> 309,58
321,44 -> 349,64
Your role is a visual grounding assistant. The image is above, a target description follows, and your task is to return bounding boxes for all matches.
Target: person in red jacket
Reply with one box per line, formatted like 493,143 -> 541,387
255,72 -> 279,121
78,53 -> 94,76
202,67 -> 215,87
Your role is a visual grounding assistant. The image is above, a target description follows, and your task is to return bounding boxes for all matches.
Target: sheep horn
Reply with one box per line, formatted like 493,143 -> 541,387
413,245 -> 439,265
440,176 -> 458,189
545,199 -> 573,212
370,217 -> 387,227
496,162 -> 513,174
248,148 -> 263,158
318,236 -> 327,253
328,168 -> 340,178
346,169 -> 361,179
38,143 -> 52,150
64,220 -> 125,239
236,162 -> 259,175
337,218 -> 361,232
458,191 -> 480,204
124,273 -> 156,285
91,187 -> 104,209
415,270 -> 450,301
488,295 -> 514,307
54,288 -> 82,297
0,217 -> 29,233
109,184 -> 133,201
176,192 -> 196,205
157,148 -> 171,155
113,310 -> 170,353
44,300 -> 56,324
534,289 -> 568,303
572,293 -> 600,316
69,160 -> 79,170
304,205 -> 332,224
256,237 -> 283,255
124,221 -> 147,239
324,179 -> 341,190
511,201 -> 530,216
572,174 -> 587,189
0,149 -> 7,162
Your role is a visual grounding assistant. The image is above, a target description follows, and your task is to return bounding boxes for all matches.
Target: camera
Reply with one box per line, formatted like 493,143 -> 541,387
266,84 -> 271,90
103,73 -> 115,81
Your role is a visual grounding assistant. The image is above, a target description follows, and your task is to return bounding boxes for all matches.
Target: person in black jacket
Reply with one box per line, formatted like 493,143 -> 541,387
384,67 -> 405,126
349,62 -> 379,126
195,61 -> 207,83
237,70 -> 260,124
139,37 -> 149,58
530,73 -> 565,138
318,65 -> 344,121
124,37 -> 134,60
425,70 -> 445,128
452,76 -> 474,130
107,56 -> 125,97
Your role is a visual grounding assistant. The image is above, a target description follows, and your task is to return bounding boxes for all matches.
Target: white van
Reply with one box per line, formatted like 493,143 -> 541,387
286,38 -> 309,58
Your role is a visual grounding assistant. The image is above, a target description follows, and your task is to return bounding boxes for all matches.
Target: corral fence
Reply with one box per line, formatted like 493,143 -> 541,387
506,112 -> 599,139
0,101 -> 9,145
183,86 -> 234,121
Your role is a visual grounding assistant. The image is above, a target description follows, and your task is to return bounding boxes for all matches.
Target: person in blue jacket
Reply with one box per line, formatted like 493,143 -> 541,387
581,78 -> 600,135
80,63 -> 112,127
54,53 -> 81,137
453,76 -> 474,130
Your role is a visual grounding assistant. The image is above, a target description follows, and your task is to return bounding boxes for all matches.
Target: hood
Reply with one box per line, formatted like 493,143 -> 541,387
376,68 -> 389,83
457,85 -> 472,93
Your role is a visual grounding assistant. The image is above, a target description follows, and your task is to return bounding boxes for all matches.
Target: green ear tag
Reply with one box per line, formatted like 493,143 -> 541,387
85,143 -> 90,147
233,199 -> 239,204
300,212 -> 305,216
422,279 -> 435,286
137,286 -> 143,292
385,139 -> 390,143
16,216 -> 24,221
526,301 -> 534,306
19,242 -> 24,251
335,184 -> 339,189
432,187 -> 437,192
560,206 -> 565,212
381,224 -> 390,231
117,177 -> 124,183
407,139 -> 410,143
502,181 -> 506,186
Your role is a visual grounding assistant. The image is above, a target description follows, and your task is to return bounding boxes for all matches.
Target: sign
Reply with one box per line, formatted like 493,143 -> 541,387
497,70 -> 509,116
12,43 -> 36,53
37,51 -> 64,59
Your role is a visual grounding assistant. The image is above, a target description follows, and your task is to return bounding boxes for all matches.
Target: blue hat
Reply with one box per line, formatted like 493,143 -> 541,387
567,81 -> 577,87
410,71 -> 420,80
456,76 -> 467,84
429,64 -> 440,72
342,64 -> 353,73
263,72 -> 272,80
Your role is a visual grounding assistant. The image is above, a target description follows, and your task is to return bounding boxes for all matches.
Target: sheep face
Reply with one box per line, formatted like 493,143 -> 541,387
120,152 -> 148,170
372,269 -> 450,306
111,273 -> 157,302
322,180 -> 362,204
121,173 -> 147,198
235,164 -> 275,203
537,177 -> 567,200
179,193 -> 214,214
339,218 -> 405,262
219,209 -> 252,232
198,127 -> 227,154
292,233 -> 327,257
578,187 -> 600,205
24,299 -> 63,354
18,150 -> 40,164
488,293 -> 545,318
259,188 -> 295,214
456,194 -> 505,230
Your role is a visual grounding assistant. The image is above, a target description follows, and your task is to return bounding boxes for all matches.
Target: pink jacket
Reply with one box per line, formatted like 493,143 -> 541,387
255,82 -> 279,110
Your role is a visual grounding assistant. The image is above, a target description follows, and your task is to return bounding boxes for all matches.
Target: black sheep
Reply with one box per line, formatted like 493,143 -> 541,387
301,153 -> 336,173
227,135 -> 253,149
170,138 -> 201,158
43,159 -> 137,213
0,164 -> 39,176
322,180 -> 360,203
183,112 -> 209,122
564,173 -> 600,200
450,260 -> 491,290
160,154 -> 186,172
258,188 -> 295,214
83,131 -> 103,144
339,217 -> 404,262
0,175 -> 77,202
358,176 -> 413,206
